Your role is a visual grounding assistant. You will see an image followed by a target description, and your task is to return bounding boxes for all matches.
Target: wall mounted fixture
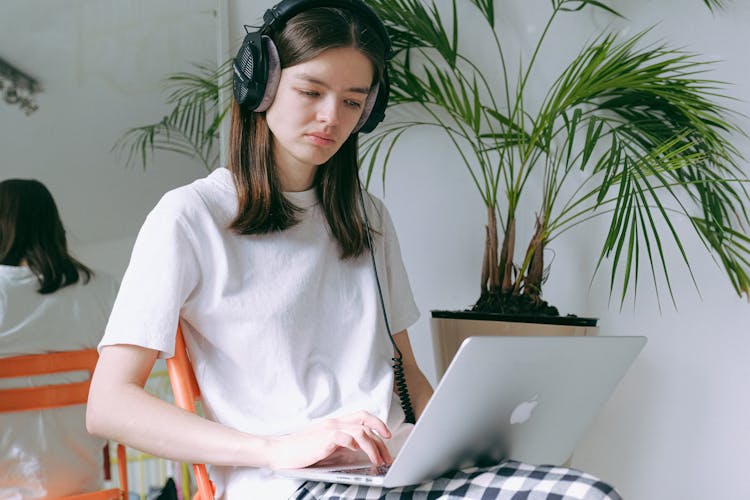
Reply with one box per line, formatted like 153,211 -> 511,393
0,56 -> 42,115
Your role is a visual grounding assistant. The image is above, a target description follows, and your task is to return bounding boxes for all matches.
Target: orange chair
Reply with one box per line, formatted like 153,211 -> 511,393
0,349 -> 128,500
166,325 -> 216,500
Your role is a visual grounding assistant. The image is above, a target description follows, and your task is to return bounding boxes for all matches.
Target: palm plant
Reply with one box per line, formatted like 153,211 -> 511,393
362,0 -> 749,314
113,61 -> 231,173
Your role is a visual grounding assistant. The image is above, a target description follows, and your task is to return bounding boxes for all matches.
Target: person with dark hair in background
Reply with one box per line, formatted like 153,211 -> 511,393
86,1 -> 622,498
0,178 -> 119,498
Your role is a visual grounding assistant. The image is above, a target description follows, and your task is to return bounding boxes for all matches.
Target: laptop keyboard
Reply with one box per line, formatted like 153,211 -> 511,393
331,464 -> 391,476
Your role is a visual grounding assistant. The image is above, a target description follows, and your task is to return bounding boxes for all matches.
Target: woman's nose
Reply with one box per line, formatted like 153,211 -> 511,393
317,98 -> 340,125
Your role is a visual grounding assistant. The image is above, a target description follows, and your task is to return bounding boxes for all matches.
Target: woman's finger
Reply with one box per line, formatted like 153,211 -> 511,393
360,414 -> 392,440
337,411 -> 392,440
367,426 -> 393,464
351,424 -> 391,465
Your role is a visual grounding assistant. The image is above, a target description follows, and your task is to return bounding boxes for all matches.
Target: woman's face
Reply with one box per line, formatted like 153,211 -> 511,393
265,46 -> 374,191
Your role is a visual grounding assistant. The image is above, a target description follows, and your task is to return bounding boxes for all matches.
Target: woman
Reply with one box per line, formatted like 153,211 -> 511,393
87,1 -> 621,498
0,178 -> 119,498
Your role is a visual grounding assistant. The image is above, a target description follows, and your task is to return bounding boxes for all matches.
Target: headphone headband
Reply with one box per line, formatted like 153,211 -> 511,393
232,0 -> 391,133
262,0 -> 392,59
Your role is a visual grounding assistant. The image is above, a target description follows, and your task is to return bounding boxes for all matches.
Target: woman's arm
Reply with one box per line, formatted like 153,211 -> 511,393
87,344 -> 393,469
392,330 -> 433,420
87,344 -> 271,466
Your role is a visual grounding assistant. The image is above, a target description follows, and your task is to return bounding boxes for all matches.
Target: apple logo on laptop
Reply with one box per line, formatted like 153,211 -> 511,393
510,395 -> 539,424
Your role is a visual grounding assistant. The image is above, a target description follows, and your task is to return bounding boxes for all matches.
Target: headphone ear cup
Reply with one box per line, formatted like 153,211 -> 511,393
254,37 -> 280,112
233,32 -> 281,112
233,32 -> 268,111
353,82 -> 379,134
356,70 -> 389,134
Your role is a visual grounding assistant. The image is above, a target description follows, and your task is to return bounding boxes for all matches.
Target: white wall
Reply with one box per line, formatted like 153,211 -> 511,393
1,0 -> 217,277
227,1 -> 750,499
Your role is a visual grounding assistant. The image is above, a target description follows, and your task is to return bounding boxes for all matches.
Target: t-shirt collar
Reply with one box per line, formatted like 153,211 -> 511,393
213,167 -> 319,208
284,188 -> 318,209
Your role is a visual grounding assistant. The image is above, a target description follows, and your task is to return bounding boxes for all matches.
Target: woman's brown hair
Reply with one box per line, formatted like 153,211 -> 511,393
227,6 -> 387,258
0,179 -> 93,294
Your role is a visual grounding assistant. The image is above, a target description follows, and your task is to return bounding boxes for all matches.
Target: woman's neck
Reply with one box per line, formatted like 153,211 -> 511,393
273,149 -> 318,192
278,168 -> 317,192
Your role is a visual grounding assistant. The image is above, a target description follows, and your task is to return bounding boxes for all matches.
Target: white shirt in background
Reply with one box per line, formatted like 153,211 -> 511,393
0,266 -> 119,499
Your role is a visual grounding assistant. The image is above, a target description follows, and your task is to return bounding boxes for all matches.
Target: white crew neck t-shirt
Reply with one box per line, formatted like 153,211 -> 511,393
0,266 -> 119,499
100,167 -> 420,499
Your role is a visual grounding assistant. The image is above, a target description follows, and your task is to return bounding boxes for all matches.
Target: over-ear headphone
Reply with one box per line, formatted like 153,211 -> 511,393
232,0 -> 392,134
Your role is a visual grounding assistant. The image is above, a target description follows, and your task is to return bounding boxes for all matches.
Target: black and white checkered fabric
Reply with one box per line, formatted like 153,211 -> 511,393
291,460 -> 622,500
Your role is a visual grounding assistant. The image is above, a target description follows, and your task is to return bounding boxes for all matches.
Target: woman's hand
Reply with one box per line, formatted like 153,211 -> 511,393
267,411 -> 393,470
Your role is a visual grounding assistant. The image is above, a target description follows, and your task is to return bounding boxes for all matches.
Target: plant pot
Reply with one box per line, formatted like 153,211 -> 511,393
430,310 -> 599,380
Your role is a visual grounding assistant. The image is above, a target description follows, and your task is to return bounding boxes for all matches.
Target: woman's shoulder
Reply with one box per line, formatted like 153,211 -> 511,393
364,190 -> 386,209
152,168 -> 236,224
362,190 -> 393,231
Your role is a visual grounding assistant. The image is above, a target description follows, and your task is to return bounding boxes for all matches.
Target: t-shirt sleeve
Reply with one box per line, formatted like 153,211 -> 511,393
99,192 -> 201,358
379,202 -> 420,334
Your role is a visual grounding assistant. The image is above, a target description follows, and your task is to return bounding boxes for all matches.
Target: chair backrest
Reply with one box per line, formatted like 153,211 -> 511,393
166,324 -> 216,500
0,349 -> 99,412
0,349 -> 128,499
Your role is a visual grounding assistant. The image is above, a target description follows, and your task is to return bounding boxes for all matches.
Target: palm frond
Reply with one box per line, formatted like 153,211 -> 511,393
112,61 -> 232,172
702,0 -> 728,12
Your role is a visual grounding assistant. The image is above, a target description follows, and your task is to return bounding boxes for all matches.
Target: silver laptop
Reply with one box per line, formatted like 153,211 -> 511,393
279,335 -> 646,487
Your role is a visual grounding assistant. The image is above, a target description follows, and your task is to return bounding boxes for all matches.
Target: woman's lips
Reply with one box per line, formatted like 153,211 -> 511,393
306,133 -> 335,146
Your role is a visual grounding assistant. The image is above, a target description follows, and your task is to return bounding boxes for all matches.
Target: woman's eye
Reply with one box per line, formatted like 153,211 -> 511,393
345,99 -> 362,109
298,90 -> 319,97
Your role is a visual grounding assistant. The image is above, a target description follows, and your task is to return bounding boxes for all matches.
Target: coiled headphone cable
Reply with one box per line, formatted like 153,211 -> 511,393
357,180 -> 416,424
